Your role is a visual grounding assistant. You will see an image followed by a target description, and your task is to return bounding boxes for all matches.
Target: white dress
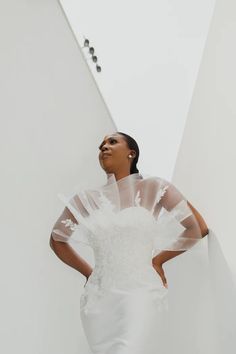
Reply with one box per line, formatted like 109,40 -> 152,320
51,172 -> 236,354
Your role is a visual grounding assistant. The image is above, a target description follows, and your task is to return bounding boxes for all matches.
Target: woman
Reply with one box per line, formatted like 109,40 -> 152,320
49,132 -> 219,354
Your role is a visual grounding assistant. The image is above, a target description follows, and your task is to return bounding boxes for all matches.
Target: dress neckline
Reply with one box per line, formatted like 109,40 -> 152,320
105,172 -> 143,186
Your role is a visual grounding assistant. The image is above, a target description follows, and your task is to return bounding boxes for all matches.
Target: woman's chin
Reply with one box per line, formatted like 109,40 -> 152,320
100,161 -> 113,170
102,166 -> 114,174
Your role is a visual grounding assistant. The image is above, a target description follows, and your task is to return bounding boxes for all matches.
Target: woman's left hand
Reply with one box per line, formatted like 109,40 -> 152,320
152,261 -> 168,288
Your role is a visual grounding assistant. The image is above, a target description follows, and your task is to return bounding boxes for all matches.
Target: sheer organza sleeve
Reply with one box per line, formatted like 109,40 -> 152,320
51,194 -> 92,247
152,178 -> 202,255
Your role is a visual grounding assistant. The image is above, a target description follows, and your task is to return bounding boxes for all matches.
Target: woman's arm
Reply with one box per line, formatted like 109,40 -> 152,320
50,207 -> 93,281
152,180 -> 209,287
152,200 -> 209,266
187,200 -> 209,237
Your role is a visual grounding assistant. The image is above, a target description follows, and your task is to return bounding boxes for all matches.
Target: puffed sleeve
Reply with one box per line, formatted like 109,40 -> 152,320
152,178 -> 202,255
51,193 -> 92,247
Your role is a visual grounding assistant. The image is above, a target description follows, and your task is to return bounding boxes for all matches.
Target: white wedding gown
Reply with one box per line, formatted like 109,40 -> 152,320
51,172 -> 236,354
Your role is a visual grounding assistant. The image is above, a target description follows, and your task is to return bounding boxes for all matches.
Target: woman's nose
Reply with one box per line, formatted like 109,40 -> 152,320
101,145 -> 108,151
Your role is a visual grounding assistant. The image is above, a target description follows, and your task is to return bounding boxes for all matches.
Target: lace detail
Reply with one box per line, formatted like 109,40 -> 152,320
150,184 -> 169,214
79,206 -> 168,314
61,218 -> 78,231
155,185 -> 169,204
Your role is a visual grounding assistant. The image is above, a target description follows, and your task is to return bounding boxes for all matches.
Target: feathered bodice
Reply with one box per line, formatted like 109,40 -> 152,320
51,172 -> 202,313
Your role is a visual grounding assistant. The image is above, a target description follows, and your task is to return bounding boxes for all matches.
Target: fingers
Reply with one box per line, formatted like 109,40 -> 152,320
153,264 -> 168,288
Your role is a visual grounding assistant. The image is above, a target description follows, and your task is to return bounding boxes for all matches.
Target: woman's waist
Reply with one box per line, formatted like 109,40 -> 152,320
86,263 -> 164,290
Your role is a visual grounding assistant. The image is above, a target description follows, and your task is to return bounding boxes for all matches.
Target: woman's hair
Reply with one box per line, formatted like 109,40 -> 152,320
116,132 -> 140,174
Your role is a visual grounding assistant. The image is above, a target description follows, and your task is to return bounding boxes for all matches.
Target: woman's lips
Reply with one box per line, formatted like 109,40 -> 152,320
101,153 -> 112,159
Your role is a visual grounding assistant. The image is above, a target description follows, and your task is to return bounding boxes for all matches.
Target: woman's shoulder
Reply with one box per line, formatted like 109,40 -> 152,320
136,175 -> 171,200
140,173 -> 169,186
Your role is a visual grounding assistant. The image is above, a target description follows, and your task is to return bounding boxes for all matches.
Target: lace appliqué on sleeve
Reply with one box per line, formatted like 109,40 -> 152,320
155,185 -> 169,204
150,184 -> 169,215
61,218 -> 78,231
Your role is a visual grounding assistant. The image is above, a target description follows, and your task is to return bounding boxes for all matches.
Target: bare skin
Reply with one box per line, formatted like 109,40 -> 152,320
98,133 -> 137,180
50,132 -> 209,288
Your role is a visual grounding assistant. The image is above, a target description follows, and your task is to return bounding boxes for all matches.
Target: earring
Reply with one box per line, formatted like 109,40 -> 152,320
128,154 -> 133,158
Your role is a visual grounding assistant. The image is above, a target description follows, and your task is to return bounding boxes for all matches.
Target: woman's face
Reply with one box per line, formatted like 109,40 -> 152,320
98,133 -> 134,173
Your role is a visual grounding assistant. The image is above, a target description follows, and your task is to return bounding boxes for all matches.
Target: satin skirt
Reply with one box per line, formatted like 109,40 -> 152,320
80,284 -> 168,354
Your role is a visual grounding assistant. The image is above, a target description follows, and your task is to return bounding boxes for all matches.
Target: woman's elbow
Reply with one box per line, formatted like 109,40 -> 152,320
187,201 -> 209,238
49,233 -> 57,249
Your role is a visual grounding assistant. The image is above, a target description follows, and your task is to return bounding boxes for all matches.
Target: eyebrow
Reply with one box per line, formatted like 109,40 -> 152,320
98,136 -> 118,149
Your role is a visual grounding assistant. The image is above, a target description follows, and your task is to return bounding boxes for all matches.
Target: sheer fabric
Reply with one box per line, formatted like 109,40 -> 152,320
51,172 -> 202,254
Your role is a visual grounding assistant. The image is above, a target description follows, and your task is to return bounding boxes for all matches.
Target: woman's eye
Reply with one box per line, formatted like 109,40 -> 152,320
99,138 -> 117,150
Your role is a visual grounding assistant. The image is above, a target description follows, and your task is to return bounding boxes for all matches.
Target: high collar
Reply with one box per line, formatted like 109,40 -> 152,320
105,172 -> 143,186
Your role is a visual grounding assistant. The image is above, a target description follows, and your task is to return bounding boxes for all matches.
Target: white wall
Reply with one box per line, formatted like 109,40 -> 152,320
0,1 -> 115,353
172,0 -> 236,272
60,0 -> 216,179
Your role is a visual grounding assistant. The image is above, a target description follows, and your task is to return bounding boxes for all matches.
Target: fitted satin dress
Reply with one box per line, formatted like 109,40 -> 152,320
52,172 -> 236,354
